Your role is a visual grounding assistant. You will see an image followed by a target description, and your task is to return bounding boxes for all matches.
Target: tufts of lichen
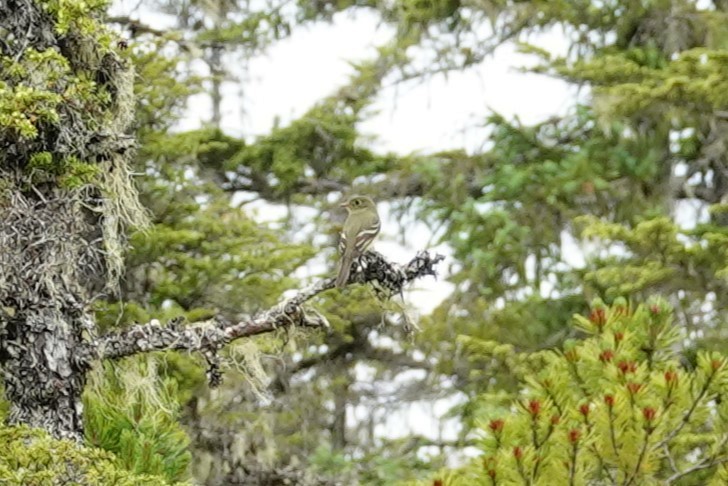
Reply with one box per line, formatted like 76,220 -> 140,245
83,358 -> 192,483
0,0 -> 148,301
99,156 -> 151,289
0,186 -> 107,307
226,340 -> 271,402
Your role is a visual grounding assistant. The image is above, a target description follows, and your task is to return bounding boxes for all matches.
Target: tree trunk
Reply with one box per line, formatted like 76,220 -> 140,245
331,369 -> 351,451
0,0 -> 140,441
209,45 -> 224,128
0,189 -> 108,441
1,309 -> 93,441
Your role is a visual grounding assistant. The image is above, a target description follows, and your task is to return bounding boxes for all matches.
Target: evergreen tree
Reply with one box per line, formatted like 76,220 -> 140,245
419,299 -> 728,485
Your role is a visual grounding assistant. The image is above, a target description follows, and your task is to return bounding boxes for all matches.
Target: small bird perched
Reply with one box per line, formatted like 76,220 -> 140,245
336,195 -> 380,288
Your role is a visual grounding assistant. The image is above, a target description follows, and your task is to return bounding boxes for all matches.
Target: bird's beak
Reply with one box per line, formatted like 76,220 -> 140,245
340,201 -> 349,208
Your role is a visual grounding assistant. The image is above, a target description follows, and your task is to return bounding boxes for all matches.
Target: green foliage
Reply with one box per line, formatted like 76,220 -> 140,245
129,43 -> 202,139
0,83 -> 62,138
195,10 -> 292,46
573,215 -> 728,352
84,359 -> 192,483
310,441 -> 445,485
420,300 -> 728,485
28,152 -> 100,188
309,445 -> 356,477
96,199 -> 315,329
41,0 -> 111,34
0,386 -> 7,422
396,0 -> 461,27
0,38 -> 115,147
392,8 -> 728,456
229,103 -> 373,197
0,424 -> 185,485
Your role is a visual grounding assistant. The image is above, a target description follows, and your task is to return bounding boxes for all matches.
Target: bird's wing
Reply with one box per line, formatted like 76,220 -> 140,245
339,212 -> 380,256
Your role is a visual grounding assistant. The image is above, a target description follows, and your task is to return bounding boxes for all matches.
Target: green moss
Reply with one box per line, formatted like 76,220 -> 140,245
0,84 -> 62,139
59,156 -> 101,189
27,151 -> 54,171
0,47 -> 115,144
40,0 -> 111,35
27,153 -> 100,188
0,425 -> 187,485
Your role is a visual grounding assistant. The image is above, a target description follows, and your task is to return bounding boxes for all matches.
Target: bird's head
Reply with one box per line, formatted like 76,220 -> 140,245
341,195 -> 376,213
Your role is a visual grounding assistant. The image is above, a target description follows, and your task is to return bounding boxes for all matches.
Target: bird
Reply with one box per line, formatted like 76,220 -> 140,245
335,195 -> 380,288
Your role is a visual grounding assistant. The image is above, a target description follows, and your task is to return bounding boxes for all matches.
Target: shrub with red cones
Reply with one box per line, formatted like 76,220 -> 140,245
424,298 -> 728,485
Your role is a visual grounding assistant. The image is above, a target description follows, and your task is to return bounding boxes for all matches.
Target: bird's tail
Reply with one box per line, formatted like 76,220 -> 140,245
335,253 -> 354,288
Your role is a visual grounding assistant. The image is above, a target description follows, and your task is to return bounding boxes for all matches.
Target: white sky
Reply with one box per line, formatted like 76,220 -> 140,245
183,9 -> 576,153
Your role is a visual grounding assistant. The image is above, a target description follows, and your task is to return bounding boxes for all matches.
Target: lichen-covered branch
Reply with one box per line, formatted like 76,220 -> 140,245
96,250 -> 444,382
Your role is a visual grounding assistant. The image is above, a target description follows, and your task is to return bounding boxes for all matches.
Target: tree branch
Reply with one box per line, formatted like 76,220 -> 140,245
106,16 -> 171,38
105,16 -> 218,50
665,434 -> 728,485
223,169 -> 485,203
94,250 -> 444,384
655,367 -> 718,450
270,340 -> 359,394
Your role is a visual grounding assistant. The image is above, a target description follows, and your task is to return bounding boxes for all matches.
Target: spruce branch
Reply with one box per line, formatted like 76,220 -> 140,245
607,405 -> 620,460
665,456 -> 728,485
655,367 -> 718,450
582,410 -> 614,484
664,435 -> 728,484
662,444 -> 679,475
542,382 -> 565,416
531,417 -> 557,481
623,426 -> 654,486
514,448 -> 529,484
94,250 -> 444,383
567,359 -> 590,398
568,439 -> 579,486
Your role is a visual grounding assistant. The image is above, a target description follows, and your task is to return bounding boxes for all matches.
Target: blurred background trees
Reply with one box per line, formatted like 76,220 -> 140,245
4,0 -> 728,484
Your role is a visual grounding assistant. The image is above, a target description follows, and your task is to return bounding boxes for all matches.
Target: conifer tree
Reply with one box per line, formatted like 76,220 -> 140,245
420,299 -> 728,485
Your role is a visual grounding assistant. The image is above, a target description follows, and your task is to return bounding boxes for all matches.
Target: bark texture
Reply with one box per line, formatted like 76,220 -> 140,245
0,194 -> 101,440
0,0 -> 138,440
